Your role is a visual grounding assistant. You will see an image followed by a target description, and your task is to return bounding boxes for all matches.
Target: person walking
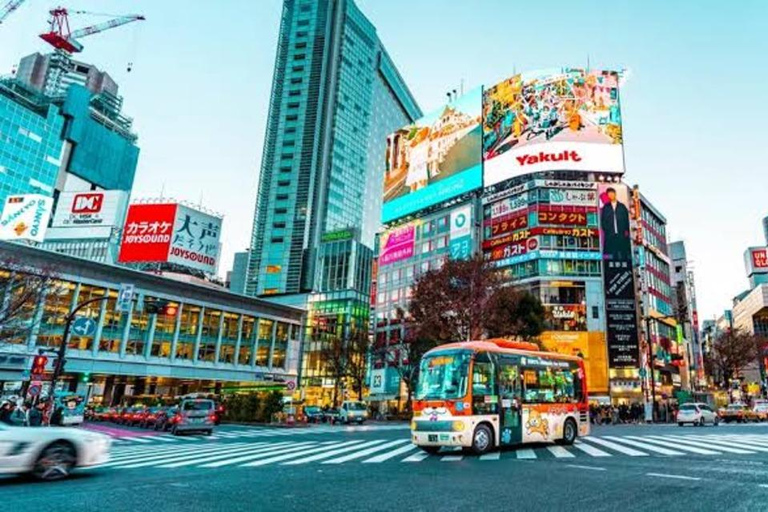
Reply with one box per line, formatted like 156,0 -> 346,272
9,401 -> 28,426
0,401 -> 13,424
27,402 -> 43,427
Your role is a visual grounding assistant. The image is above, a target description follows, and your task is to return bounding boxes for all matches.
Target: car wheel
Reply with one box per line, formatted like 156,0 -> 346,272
420,445 -> 441,455
32,442 -> 77,481
171,425 -> 179,436
471,424 -> 494,455
205,430 -> 213,436
678,422 -> 684,427
556,419 -> 577,446
714,417 -> 720,426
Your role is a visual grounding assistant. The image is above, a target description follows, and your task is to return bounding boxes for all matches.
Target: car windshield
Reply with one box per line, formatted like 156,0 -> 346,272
727,405 -> 744,410
183,400 -> 214,411
347,402 -> 367,411
679,404 -> 698,411
416,350 -> 471,400
305,407 -> 320,413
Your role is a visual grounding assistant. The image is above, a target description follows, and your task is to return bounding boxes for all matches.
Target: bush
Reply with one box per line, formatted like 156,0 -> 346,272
261,391 -> 284,423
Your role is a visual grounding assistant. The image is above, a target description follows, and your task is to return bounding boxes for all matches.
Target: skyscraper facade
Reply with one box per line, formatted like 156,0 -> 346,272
247,0 -> 420,298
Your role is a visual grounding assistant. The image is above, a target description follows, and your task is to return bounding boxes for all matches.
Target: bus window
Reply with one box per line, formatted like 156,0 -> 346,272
523,366 -> 581,404
472,352 -> 497,415
415,351 -> 471,400
498,358 -> 521,402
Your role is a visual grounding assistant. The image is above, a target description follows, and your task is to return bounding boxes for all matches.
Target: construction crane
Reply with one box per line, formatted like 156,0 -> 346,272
0,0 -> 27,25
39,7 -> 145,54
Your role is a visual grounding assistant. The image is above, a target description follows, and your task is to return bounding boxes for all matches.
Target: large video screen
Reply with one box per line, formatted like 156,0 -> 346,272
483,68 -> 624,187
382,87 -> 483,223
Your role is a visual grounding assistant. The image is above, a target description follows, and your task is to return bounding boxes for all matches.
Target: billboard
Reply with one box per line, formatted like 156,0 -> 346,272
379,222 -> 417,266
117,203 -> 222,274
745,247 -> 768,276
0,194 -> 53,243
449,204 -> 472,260
483,68 -> 623,187
598,184 -> 640,368
382,87 -> 483,223
51,190 -> 129,233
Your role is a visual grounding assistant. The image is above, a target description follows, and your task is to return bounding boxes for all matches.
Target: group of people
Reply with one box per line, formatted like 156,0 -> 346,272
589,403 -> 645,425
0,399 -> 46,427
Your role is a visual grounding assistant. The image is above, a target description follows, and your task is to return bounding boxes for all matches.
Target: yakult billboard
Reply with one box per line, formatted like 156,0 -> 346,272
483,68 -> 624,187
118,203 -> 222,274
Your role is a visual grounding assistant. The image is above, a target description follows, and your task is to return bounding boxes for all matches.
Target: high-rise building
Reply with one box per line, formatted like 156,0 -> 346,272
228,250 -> 250,295
668,240 -> 702,388
762,215 -> 768,245
247,0 -> 420,298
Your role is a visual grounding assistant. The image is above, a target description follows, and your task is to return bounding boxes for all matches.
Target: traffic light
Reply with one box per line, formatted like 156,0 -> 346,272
145,300 -> 178,316
81,372 -> 91,383
31,355 -> 48,375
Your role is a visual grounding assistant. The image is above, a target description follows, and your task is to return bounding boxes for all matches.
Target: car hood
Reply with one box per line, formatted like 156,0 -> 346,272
0,426 -> 109,443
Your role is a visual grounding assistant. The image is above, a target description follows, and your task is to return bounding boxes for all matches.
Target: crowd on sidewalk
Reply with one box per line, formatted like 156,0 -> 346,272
0,398 -> 48,427
589,402 -> 680,425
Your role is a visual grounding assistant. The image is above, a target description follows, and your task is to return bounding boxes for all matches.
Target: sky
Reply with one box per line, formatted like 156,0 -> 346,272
1,0 -> 766,323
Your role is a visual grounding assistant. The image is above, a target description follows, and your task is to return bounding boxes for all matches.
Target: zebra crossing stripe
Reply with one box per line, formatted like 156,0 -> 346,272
479,451 -> 501,461
124,437 -> 152,443
149,436 -> 180,442
157,443 -> 289,468
201,442 -> 320,468
99,443 -> 247,468
516,449 -> 536,459
600,436 -> 682,455
572,440 -> 611,457
109,444 -> 189,459
441,455 -> 463,462
117,443 -> 269,469
243,441 -> 364,467
362,443 -> 419,463
581,437 -> 648,456
547,446 -> 575,458
283,440 -> 386,465
322,440 -> 411,465
703,435 -> 768,451
624,436 -> 720,455
656,435 -> 757,454
402,450 -> 430,462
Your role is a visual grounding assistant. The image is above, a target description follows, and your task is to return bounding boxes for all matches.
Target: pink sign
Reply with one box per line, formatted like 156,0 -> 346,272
380,224 -> 416,266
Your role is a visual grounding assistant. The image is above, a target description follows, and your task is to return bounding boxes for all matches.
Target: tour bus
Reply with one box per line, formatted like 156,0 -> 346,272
411,339 -> 589,455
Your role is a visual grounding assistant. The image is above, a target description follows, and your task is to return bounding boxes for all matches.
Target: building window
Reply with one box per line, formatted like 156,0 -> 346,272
256,319 -> 274,366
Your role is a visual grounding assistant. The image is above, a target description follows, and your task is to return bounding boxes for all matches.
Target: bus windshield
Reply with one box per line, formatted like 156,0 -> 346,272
416,351 -> 471,400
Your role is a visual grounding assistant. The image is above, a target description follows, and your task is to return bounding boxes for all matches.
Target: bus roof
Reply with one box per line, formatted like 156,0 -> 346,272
424,339 -> 583,362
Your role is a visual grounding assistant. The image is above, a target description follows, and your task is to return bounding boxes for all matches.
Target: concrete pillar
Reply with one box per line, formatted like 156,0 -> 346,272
144,314 -> 157,359
170,303 -> 183,362
27,288 -> 48,349
91,295 -> 108,357
251,319 -> 260,368
192,307 -> 205,363
268,320 -> 277,368
214,312 -> 224,364
233,314 -> 244,365
118,301 -> 134,358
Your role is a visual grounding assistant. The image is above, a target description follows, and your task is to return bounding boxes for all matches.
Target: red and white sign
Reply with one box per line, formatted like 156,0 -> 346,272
745,247 -> 768,276
51,190 -> 129,230
118,203 -> 222,274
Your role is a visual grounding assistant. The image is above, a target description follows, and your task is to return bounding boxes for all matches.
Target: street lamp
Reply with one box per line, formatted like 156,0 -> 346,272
646,313 -> 676,423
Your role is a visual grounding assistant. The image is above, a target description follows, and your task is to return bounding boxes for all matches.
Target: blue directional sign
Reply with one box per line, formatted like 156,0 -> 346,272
72,317 -> 97,337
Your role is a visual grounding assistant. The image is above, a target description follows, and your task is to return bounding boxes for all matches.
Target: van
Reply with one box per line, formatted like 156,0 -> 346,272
339,401 -> 368,424
171,398 -> 216,435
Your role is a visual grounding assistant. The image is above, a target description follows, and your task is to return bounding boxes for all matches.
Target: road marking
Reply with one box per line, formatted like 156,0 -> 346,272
157,443 -> 281,468
646,472 -> 701,481
402,451 -> 431,462
103,445 -> 194,461
547,446 -> 575,458
441,455 -> 463,461
99,443 -> 245,468
322,440 -> 410,464
625,436 -> 720,455
656,435 -> 756,454
110,444 -> 252,468
572,440 -> 612,457
121,442 -> 272,469
202,442 -> 320,467
362,443 -> 419,463
242,441 -> 364,467
516,449 -> 537,459
566,464 -> 605,471
759,484 -> 768,488
581,437 -> 648,456
126,437 -> 152,443
284,440 -> 385,465
149,436 -> 179,442
479,452 -> 501,460
601,436 -> 683,455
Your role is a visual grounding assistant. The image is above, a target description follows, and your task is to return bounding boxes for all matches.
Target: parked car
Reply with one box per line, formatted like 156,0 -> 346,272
0,423 -> 111,481
753,404 -> 768,421
677,402 -> 719,426
171,399 -> 216,435
138,407 -> 163,429
153,406 -> 179,431
324,408 -> 340,424
339,401 -> 368,425
719,403 -> 749,423
303,406 -> 324,424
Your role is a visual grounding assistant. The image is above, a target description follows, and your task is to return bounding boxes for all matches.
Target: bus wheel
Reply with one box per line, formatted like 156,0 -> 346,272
557,419 -> 577,446
471,424 -> 493,455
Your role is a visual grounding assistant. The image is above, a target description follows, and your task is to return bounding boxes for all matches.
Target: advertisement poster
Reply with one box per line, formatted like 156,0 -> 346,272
379,223 -> 416,266
483,68 -> 624,187
382,87 -> 483,223
449,204 -> 472,260
598,184 -> 640,368
51,190 -> 129,232
167,204 -> 222,274
745,247 -> 768,275
0,194 -> 53,243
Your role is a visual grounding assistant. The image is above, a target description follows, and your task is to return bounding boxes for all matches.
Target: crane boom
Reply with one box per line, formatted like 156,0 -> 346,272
0,0 -> 26,24
69,14 -> 145,40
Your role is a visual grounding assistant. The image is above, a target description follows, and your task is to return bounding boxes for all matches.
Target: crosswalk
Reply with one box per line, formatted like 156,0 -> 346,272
91,433 -> 768,471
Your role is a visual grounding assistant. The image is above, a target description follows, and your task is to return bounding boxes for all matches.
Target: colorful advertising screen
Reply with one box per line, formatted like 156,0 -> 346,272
379,222 -> 417,266
483,68 -> 624,188
0,194 -> 53,243
598,184 -> 640,368
382,87 -> 483,223
118,203 -> 222,274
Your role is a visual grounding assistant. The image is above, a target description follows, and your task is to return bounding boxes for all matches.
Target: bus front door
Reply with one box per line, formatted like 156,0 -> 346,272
499,360 -> 523,446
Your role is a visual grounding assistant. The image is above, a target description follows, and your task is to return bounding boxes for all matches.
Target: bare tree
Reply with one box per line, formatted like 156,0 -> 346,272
0,257 -> 58,346
705,329 -> 767,388
318,335 -> 349,407
346,329 -> 371,401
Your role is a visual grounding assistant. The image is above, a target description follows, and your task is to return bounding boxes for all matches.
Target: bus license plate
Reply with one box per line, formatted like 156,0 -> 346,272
439,434 -> 449,441
428,435 -> 438,443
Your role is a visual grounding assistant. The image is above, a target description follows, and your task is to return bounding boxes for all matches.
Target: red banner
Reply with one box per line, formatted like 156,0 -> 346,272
117,204 -> 177,263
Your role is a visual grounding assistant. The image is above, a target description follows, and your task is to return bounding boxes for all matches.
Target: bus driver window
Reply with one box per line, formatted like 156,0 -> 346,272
472,352 -> 497,415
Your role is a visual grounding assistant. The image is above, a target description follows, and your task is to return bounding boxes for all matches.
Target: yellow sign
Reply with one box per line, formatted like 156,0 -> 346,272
539,331 -> 609,394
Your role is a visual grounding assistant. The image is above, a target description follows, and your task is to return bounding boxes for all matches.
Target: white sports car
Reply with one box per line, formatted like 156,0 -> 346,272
0,423 -> 111,480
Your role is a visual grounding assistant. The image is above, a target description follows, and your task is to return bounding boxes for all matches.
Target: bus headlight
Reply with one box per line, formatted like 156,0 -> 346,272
452,420 -> 465,432
410,420 -> 417,431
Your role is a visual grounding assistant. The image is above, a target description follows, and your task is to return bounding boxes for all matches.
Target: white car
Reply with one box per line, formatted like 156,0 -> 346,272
677,402 -> 719,427
0,423 -> 111,480
338,401 -> 368,424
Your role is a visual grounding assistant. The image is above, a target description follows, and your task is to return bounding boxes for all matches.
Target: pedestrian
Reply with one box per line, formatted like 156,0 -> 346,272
611,405 -> 619,425
27,402 -> 43,427
0,401 -> 13,424
50,405 -> 64,426
10,401 -> 28,426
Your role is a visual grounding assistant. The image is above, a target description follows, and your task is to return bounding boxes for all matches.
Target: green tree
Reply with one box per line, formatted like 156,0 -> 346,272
261,390 -> 284,422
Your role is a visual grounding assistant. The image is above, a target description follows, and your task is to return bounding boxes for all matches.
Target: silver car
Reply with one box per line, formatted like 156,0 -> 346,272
171,399 -> 216,435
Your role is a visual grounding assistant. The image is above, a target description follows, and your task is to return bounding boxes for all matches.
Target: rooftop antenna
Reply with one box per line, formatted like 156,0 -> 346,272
159,183 -> 165,199
587,54 -> 591,71
460,78 -> 464,95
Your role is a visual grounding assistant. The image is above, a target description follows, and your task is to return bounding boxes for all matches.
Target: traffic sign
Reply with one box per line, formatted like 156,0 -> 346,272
286,380 -> 296,391
116,283 -> 134,313
72,317 -> 97,337
28,381 -> 42,397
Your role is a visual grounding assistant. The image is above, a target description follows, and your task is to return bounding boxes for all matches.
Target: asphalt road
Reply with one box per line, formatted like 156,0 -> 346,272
3,421 -> 768,511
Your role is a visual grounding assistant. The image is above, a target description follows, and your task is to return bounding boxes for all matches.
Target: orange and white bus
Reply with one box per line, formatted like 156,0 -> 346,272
411,339 -> 589,454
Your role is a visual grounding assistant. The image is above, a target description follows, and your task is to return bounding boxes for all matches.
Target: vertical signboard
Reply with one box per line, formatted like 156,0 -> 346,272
449,204 -> 472,260
0,194 -> 53,243
117,203 -> 176,263
745,247 -> 768,276
379,222 -> 417,266
598,184 -> 640,368
167,204 -> 222,274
